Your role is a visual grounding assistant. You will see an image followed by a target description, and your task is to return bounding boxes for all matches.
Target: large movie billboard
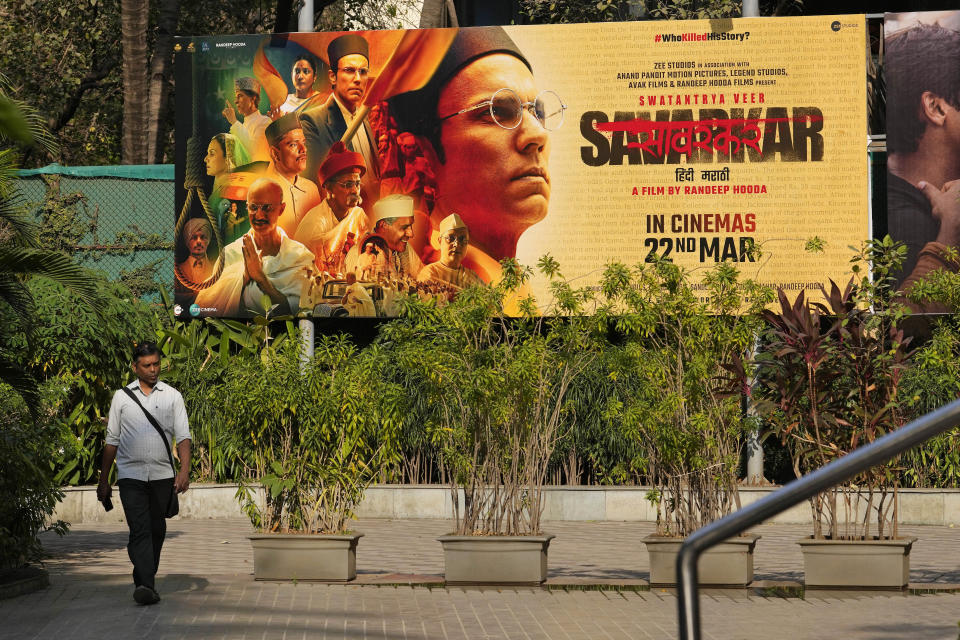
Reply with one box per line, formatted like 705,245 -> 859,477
884,11 -> 960,314
173,16 -> 868,319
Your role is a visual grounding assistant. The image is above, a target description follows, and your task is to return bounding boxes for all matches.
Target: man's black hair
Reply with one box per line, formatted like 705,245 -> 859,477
132,341 -> 161,363
886,24 -> 960,154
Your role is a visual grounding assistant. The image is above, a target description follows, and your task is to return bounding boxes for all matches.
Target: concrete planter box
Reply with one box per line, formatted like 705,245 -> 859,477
438,534 -> 555,585
798,536 -> 918,589
643,534 -> 760,587
249,532 -> 363,581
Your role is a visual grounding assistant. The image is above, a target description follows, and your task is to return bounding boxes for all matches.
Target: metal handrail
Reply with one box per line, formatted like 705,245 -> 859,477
676,397 -> 960,640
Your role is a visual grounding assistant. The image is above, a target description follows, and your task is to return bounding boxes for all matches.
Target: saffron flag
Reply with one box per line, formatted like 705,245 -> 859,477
363,28 -> 458,105
340,28 -> 457,144
252,44 -> 288,111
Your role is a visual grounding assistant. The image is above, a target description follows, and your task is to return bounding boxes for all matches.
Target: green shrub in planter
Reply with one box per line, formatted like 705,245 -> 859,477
0,383 -> 69,570
220,335 -> 404,533
598,258 -> 771,537
756,239 -> 912,540
381,257 -> 601,536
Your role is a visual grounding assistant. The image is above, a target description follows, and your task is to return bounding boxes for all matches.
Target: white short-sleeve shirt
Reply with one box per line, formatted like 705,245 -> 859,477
105,380 -> 192,481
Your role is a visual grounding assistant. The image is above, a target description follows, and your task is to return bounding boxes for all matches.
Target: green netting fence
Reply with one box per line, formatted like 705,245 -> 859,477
15,164 -> 175,298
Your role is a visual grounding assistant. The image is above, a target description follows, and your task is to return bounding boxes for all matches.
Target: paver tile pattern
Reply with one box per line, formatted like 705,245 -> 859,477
1,518 -> 958,639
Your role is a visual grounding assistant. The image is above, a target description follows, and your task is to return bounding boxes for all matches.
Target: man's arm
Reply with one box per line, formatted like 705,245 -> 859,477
98,391 -> 124,503
175,439 -> 191,494
899,180 -> 960,290
97,444 -> 117,503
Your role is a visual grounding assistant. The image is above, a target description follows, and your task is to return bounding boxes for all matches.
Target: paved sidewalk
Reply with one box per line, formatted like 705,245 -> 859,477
1,519 -> 959,639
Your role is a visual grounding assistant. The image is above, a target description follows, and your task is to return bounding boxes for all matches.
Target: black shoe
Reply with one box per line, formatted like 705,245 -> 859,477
133,585 -> 161,605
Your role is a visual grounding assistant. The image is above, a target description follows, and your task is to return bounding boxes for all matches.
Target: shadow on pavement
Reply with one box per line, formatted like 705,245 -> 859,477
853,623 -> 959,639
40,529 -> 183,557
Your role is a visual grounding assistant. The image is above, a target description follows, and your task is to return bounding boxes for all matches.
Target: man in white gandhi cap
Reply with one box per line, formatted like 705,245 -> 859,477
417,213 -> 483,290
348,193 -> 422,281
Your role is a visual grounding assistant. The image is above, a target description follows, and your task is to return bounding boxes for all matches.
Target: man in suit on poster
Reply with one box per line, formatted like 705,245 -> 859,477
300,34 -> 380,200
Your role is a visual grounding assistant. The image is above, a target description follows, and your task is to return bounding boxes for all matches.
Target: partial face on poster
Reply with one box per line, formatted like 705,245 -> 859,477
884,11 -> 960,313
173,17 -> 868,320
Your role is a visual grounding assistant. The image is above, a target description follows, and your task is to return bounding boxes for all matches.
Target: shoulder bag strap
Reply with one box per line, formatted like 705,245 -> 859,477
121,386 -> 176,474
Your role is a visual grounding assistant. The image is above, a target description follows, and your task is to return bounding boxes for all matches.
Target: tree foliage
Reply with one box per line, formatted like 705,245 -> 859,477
519,0 -> 803,23
0,0 -> 424,168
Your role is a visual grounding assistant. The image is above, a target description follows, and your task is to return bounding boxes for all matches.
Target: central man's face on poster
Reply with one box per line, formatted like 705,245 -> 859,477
330,54 -> 370,108
434,54 -> 551,249
440,228 -> 469,268
247,183 -> 284,236
380,216 -> 415,252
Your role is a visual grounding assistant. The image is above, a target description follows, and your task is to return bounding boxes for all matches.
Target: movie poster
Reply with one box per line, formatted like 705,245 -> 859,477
173,16 -> 868,319
884,11 -> 960,314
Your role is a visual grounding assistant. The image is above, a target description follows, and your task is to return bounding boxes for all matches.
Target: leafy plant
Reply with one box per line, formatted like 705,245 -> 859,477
899,318 -> 960,488
598,258 -> 771,537
156,290 -> 297,483
4,275 -> 156,485
381,257 -> 600,536
222,334 -> 403,533
0,74 -> 101,410
0,383 -> 70,570
756,238 -> 912,540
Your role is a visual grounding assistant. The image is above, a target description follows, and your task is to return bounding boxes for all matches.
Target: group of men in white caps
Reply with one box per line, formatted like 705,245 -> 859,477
193,135 -> 481,317
183,24 -> 556,318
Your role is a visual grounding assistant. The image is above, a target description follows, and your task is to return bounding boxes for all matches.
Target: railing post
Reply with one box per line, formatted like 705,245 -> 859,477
676,397 -> 960,640
677,549 -> 699,640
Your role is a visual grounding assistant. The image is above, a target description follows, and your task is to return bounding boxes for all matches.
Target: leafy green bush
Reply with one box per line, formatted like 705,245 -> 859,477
900,319 -> 960,488
6,274 -> 157,485
222,335 -> 404,533
598,259 -> 770,536
0,383 -> 69,569
381,257 -> 602,536
156,298 -> 294,484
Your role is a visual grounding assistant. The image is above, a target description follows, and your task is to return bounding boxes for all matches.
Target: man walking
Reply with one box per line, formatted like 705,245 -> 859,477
97,341 -> 191,605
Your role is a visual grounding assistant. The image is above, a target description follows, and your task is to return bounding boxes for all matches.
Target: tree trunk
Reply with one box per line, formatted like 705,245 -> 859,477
121,0 -> 150,164
274,0 -> 295,33
420,0 -> 455,28
145,0 -> 182,164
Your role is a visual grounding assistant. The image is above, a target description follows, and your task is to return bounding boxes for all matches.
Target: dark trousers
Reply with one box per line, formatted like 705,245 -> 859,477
118,478 -> 173,590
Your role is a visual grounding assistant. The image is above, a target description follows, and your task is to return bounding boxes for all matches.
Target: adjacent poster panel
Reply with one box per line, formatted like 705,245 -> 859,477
173,16 -> 868,319
884,11 -> 960,313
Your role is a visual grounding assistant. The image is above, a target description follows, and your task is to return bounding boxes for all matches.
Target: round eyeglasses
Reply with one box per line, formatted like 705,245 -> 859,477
437,88 -> 566,131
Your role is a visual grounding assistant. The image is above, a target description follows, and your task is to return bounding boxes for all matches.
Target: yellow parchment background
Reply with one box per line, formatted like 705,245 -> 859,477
503,16 -> 868,307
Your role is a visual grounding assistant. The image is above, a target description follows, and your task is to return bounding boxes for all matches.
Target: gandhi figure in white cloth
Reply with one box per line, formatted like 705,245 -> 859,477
417,213 -> 483,290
